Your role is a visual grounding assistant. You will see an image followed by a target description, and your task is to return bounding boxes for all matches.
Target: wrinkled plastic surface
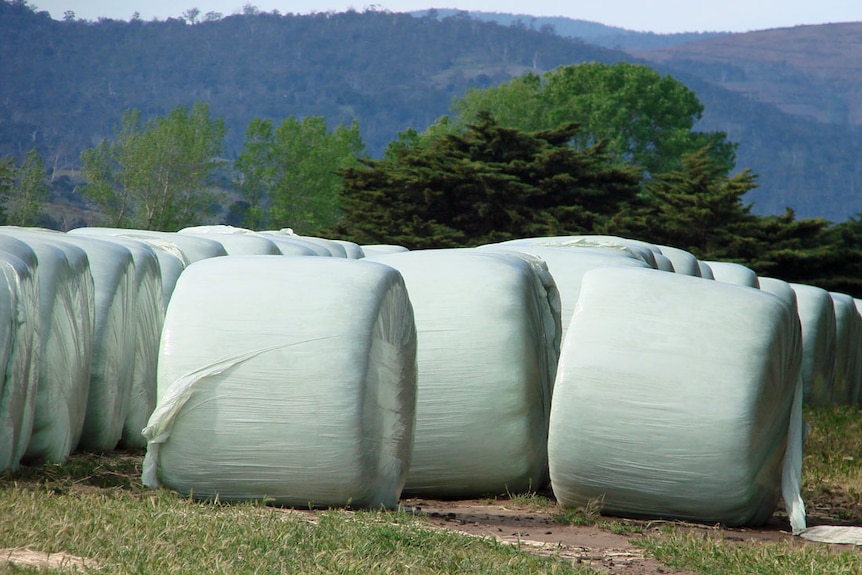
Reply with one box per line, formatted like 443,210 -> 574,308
829,292 -> 862,404
0,233 -> 95,464
495,235 -> 659,269
143,256 -> 417,509
0,238 -> 40,472
69,227 -> 228,263
704,260 -> 760,288
549,266 -> 802,528
790,283 -> 837,405
368,248 -> 561,498
48,233 -> 137,452
657,245 -> 702,277
178,225 -> 282,255
478,244 -> 649,342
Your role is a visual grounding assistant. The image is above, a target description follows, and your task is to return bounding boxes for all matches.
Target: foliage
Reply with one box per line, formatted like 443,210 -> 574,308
448,62 -> 738,176
233,115 -> 366,234
606,147 -> 759,259
0,149 -> 49,226
79,103 -> 226,231
334,113 -> 642,249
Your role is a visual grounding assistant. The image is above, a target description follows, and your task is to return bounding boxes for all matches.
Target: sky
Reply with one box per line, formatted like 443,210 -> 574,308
31,0 -> 862,33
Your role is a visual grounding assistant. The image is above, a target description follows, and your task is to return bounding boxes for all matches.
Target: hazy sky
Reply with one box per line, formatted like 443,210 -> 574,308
31,0 -> 862,33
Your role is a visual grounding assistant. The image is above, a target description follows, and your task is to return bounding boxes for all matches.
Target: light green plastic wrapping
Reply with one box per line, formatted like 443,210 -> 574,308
494,235 -> 659,269
829,292 -> 862,405
68,227 -> 228,263
49,233 -> 137,452
360,245 -> 409,257
368,248 -> 560,498
259,231 -> 334,256
143,256 -> 417,509
657,245 -> 702,277
703,260 -> 760,288
2,233 -> 95,464
87,236 -> 163,449
790,283 -> 837,405
478,244 -> 649,342
177,225 -> 282,255
549,266 -> 802,528
69,228 -> 189,312
0,236 -> 41,472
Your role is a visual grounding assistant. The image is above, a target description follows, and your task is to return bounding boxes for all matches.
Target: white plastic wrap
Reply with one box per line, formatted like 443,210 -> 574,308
653,253 -> 675,272
367,248 -> 561,498
698,261 -> 715,279
0,233 -> 95,464
494,235 -> 659,268
829,292 -> 862,405
0,237 -> 41,472
360,245 -> 409,257
790,283 -> 837,405
478,244 -> 649,342
549,266 -> 802,528
69,228 -> 189,312
657,245 -> 702,277
46,233 -> 137,452
259,231 -> 333,256
703,260 -> 760,288
332,239 -> 365,259
177,225 -> 282,255
69,227 -> 228,263
143,256 -> 417,509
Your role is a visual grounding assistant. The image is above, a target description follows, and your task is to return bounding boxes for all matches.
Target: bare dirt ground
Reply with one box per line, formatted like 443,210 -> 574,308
397,493 -> 862,574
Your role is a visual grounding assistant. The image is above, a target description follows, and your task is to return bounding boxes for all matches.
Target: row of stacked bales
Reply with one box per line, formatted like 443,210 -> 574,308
5,227 -> 862,535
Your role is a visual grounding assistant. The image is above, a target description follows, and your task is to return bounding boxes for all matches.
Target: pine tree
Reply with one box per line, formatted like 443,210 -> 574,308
334,113 -> 642,249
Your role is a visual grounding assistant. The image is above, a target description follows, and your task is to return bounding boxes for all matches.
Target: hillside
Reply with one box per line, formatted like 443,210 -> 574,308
632,23 -> 862,126
2,1 -> 861,223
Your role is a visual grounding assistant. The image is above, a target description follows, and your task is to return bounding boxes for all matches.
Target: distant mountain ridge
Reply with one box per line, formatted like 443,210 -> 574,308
411,9 -> 733,50
2,2 -> 861,223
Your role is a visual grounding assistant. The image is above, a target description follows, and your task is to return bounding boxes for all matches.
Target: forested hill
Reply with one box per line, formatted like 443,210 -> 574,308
2,0 -> 862,222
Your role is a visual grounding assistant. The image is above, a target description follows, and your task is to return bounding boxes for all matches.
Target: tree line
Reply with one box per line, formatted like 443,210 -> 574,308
2,62 -> 861,296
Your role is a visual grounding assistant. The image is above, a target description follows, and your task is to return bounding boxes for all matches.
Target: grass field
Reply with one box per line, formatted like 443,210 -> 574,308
0,405 -> 860,574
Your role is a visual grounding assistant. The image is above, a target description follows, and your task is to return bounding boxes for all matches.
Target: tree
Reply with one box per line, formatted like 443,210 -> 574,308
233,115 -> 366,234
334,112 -> 642,249
4,149 -> 49,226
607,147 -> 759,260
448,62 -> 737,177
80,103 -> 226,231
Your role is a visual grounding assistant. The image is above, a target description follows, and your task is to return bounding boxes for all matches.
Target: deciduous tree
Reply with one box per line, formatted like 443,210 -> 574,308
80,103 -> 226,231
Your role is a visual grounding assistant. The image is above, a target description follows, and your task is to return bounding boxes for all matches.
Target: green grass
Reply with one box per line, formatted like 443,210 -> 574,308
0,452 -> 593,574
2,405 -> 862,574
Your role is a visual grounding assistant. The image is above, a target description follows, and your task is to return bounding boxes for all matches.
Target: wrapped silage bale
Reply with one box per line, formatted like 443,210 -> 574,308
653,253 -> 675,272
69,227 -> 227,264
549,266 -> 803,528
495,235 -> 659,269
69,228 -> 189,312
178,225 -> 282,256
698,261 -> 715,279
331,239 -> 365,259
790,283 -> 837,406
703,260 -> 760,288
366,248 -> 560,498
657,245 -> 702,277
0,237 -> 41,472
259,231 -> 333,257
829,292 -> 862,405
0,232 -> 95,464
361,245 -> 409,257
39,232 -> 138,452
143,256 -> 417,509
478,244 -> 649,342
